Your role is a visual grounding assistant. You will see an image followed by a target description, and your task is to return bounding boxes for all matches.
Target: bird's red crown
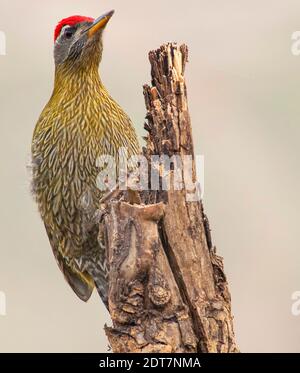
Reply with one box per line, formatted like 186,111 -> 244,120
54,15 -> 94,41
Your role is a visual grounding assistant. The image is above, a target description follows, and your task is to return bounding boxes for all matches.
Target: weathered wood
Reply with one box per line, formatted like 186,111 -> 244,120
104,201 -> 197,352
104,43 -> 238,353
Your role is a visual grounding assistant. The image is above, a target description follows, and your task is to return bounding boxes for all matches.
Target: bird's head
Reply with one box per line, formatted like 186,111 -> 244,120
53,10 -> 114,69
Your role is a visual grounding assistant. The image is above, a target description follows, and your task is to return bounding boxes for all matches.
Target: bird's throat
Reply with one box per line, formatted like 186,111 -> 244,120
53,62 -> 103,98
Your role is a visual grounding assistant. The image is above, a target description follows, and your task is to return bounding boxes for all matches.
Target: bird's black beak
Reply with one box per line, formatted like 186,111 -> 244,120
85,10 -> 115,38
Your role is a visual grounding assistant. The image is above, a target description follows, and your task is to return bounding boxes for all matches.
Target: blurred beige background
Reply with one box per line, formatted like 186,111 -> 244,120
0,0 -> 300,352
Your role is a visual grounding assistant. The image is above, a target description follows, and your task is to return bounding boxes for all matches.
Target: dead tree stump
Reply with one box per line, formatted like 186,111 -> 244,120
103,43 -> 239,353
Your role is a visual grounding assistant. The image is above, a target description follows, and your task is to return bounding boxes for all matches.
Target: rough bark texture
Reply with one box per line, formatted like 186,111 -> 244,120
104,43 -> 238,353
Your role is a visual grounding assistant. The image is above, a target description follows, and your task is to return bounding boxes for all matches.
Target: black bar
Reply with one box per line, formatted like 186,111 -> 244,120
0,353 -> 300,370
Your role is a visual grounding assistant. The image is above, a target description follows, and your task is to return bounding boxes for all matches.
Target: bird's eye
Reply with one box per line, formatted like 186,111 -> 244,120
64,28 -> 74,39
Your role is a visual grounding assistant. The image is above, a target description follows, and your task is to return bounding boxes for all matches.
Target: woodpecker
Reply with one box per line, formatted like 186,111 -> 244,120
31,11 -> 140,307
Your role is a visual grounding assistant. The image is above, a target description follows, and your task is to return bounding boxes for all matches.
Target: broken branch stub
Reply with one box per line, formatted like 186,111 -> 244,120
104,201 -> 197,352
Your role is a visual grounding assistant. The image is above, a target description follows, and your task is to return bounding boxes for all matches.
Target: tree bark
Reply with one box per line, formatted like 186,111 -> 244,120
103,43 -> 239,353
